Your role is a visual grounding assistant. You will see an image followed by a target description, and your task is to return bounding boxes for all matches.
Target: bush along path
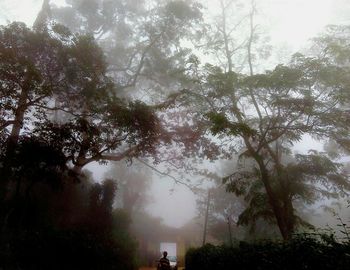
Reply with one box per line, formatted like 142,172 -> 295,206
185,234 -> 350,270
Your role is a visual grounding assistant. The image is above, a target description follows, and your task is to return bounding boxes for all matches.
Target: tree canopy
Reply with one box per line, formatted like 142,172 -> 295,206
0,3 -> 349,268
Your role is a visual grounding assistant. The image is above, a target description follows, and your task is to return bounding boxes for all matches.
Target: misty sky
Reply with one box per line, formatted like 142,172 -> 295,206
0,0 -> 349,228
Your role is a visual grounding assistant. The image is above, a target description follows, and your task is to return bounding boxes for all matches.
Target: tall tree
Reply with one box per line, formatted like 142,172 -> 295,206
105,160 -> 153,214
47,0 -> 222,184
311,25 -> 350,156
0,22 -> 63,151
0,22 -> 165,205
179,1 -> 350,239
191,54 -> 350,239
50,0 -> 203,98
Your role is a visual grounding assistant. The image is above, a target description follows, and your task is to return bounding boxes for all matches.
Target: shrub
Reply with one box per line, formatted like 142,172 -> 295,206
185,234 -> 350,270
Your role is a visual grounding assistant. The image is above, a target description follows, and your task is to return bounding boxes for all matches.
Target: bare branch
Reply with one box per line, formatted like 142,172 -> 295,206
136,158 -> 199,192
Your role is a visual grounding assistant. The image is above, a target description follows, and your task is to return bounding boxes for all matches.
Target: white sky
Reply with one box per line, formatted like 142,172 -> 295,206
263,0 -> 332,47
0,0 -> 349,228
1,0 -> 349,44
0,0 -> 64,25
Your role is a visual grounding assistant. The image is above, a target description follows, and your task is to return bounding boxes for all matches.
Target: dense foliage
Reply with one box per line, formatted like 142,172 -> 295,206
185,234 -> 350,270
184,3 -> 350,239
0,1 -> 205,268
0,21 -> 145,270
0,0 -> 349,268
0,137 -> 137,269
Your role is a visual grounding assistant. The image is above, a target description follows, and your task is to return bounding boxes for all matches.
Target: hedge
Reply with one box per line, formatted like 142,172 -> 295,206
185,235 -> 350,270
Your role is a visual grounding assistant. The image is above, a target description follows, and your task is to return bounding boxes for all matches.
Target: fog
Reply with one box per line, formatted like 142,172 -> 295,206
0,0 -> 350,268
1,0 -> 347,229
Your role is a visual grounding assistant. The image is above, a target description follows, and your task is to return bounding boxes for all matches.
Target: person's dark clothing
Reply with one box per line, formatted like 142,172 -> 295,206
158,257 -> 170,270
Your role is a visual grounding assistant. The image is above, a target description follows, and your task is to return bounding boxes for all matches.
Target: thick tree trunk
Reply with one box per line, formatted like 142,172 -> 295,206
0,87 -> 29,231
255,157 -> 293,240
268,143 -> 296,239
6,87 -> 28,155
72,118 -> 90,175
238,117 -> 294,239
1,87 -> 28,199
72,164 -> 83,175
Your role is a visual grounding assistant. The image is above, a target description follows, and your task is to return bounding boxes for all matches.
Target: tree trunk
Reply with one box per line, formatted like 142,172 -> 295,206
227,215 -> 233,246
236,114 -> 294,239
72,164 -> 83,175
202,189 -> 210,246
0,84 -> 30,234
255,156 -> 293,240
1,87 -> 28,201
6,87 -> 28,155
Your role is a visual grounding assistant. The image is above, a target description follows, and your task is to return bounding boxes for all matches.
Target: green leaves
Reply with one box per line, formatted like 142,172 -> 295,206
206,112 -> 230,134
205,65 -> 239,97
207,112 -> 256,137
223,171 -> 257,196
164,1 -> 203,22
197,27 -> 350,239
185,235 -> 350,270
